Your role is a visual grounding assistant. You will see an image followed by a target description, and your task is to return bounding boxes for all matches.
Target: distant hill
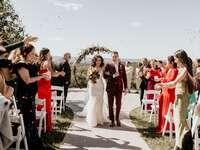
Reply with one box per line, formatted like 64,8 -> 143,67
52,56 -> 139,65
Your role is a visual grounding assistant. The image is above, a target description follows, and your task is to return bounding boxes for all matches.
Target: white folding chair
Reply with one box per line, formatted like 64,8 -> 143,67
192,115 -> 200,150
9,96 -> 29,150
187,103 -> 196,128
149,99 -> 159,126
35,97 -> 47,137
51,86 -> 64,118
162,102 -> 175,141
140,90 -> 160,117
192,95 -> 200,150
51,90 -> 57,118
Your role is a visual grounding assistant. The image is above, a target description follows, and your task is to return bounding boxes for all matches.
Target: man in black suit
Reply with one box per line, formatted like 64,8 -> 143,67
52,52 -> 71,109
63,53 -> 71,102
138,58 -> 148,105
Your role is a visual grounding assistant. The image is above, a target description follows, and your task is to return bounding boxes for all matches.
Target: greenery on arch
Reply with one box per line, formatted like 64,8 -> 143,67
73,46 -> 112,88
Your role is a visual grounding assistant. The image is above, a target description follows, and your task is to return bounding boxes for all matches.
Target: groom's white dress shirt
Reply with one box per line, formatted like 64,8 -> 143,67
113,62 -> 119,78
114,63 -> 119,73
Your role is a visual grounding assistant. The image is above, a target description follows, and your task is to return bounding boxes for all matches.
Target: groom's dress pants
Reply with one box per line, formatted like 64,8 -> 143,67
107,91 -> 122,122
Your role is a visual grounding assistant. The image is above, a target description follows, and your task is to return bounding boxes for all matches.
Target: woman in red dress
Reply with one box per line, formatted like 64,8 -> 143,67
145,60 -> 161,110
156,56 -> 178,133
37,48 -> 65,132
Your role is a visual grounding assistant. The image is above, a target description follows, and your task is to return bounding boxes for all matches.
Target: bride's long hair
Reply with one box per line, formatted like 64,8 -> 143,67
91,55 -> 104,68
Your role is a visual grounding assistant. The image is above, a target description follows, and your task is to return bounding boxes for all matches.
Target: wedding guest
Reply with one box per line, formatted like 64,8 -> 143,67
37,48 -> 65,132
188,57 -> 197,104
196,59 -> 200,73
160,50 -> 194,150
13,44 -> 44,149
0,36 -> 38,89
156,56 -> 178,133
138,58 -> 148,105
157,60 -> 165,71
135,62 -> 143,93
0,72 -> 13,98
146,59 -> 161,99
52,52 -> 71,108
63,53 -> 71,102
0,36 -> 38,53
0,46 -> 14,98
125,61 -> 133,92
0,46 -> 14,81
195,59 -> 200,100
11,49 -> 21,64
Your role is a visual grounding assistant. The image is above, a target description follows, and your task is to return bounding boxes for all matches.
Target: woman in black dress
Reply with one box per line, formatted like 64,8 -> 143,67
0,46 -> 14,98
14,44 -> 45,150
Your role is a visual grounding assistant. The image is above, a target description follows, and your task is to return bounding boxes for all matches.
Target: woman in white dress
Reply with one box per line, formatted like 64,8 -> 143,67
86,55 -> 109,127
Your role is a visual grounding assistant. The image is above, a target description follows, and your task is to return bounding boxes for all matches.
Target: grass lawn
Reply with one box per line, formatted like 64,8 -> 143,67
41,107 -> 74,150
129,107 -> 175,150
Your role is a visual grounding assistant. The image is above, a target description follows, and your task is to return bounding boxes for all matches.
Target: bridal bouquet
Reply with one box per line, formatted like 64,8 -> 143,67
88,68 -> 100,84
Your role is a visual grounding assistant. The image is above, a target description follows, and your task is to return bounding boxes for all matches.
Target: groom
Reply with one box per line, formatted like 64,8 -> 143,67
104,51 -> 128,127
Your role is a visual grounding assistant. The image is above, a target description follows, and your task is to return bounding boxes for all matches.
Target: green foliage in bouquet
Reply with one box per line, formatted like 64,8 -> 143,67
88,69 -> 100,84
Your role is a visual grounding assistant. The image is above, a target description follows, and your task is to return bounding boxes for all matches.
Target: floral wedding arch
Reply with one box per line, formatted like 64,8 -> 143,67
73,46 -> 113,88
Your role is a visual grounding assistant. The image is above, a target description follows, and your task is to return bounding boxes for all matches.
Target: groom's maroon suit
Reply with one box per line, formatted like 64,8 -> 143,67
103,62 -> 127,123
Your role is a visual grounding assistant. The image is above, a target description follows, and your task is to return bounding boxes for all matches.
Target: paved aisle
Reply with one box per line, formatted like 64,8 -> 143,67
60,88 -> 150,150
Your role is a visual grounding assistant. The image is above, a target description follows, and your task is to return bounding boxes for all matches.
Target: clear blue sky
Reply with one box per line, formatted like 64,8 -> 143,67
12,0 -> 200,59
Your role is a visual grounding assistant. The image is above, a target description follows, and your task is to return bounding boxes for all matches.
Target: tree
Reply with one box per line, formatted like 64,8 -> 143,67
0,0 -> 24,43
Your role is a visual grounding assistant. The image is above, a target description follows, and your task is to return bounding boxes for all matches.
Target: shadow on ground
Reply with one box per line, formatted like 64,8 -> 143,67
42,106 -> 74,150
61,133 -> 142,150
66,100 -> 85,113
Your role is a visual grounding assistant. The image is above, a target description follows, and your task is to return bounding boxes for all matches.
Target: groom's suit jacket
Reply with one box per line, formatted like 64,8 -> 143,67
103,62 -> 127,94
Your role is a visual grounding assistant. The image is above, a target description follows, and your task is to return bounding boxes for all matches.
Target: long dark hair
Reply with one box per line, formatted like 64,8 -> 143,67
175,50 -> 193,93
91,55 -> 104,68
167,55 -> 177,68
197,58 -> 200,67
20,44 -> 35,59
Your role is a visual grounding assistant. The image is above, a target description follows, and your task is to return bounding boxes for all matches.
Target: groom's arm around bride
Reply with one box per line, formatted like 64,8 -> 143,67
103,61 -> 128,95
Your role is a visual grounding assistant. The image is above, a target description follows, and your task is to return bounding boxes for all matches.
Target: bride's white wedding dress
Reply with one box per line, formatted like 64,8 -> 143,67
85,69 -> 109,127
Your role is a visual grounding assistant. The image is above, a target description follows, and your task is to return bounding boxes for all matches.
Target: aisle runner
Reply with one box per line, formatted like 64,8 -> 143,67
60,88 -> 150,150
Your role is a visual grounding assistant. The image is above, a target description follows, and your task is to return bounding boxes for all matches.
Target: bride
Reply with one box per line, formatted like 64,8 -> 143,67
85,55 -> 109,127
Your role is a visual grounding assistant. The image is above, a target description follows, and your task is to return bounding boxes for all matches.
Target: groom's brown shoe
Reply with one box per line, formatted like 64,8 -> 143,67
110,122 -> 115,127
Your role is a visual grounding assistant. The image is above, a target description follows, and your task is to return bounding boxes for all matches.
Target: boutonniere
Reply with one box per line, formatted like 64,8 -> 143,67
119,63 -> 123,71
